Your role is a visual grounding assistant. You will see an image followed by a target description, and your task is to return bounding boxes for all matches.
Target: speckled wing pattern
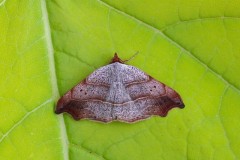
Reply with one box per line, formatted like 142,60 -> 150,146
55,54 -> 184,123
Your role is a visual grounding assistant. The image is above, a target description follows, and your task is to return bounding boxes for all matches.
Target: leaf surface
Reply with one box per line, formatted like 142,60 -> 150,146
0,0 -> 240,159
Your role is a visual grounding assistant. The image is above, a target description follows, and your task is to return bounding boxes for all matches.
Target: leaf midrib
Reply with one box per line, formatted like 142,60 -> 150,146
41,0 -> 69,160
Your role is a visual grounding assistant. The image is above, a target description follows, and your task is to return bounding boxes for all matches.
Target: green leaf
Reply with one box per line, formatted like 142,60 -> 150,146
0,0 -> 240,159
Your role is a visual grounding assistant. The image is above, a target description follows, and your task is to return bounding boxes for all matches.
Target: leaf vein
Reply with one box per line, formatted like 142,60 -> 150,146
217,86 -> 237,159
0,0 -> 6,7
0,99 -> 52,144
98,0 -> 240,93
161,16 -> 240,31
70,142 -> 107,160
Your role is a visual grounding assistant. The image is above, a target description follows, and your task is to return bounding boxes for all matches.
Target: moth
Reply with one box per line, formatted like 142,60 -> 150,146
55,53 -> 184,123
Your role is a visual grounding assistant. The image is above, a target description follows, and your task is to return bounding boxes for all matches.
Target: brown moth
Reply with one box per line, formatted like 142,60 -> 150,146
55,53 -> 184,123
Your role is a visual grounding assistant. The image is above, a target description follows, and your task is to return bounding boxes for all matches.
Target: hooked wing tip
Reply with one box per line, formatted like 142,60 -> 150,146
177,100 -> 185,109
55,97 -> 64,114
55,105 -> 63,114
180,103 -> 185,108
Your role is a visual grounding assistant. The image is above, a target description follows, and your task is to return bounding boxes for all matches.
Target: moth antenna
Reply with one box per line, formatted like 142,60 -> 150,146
123,51 -> 139,63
